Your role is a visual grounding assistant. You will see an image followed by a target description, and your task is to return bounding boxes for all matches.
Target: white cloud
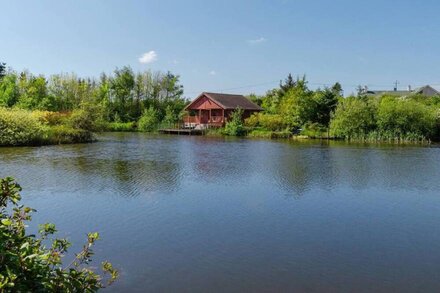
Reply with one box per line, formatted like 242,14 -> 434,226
209,70 -> 216,76
139,51 -> 157,64
247,37 -> 267,45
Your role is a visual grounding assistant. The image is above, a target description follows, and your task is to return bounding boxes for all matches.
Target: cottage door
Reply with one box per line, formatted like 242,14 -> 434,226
200,110 -> 209,124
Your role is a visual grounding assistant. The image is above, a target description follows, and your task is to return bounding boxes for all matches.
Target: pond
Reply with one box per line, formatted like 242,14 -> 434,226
1,133 -> 440,292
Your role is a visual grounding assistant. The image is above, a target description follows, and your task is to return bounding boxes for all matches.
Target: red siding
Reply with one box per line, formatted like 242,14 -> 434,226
187,95 -> 223,110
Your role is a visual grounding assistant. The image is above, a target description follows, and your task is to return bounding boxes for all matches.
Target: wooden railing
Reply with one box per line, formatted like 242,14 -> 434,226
183,116 -> 199,123
210,116 -> 223,123
182,115 -> 225,128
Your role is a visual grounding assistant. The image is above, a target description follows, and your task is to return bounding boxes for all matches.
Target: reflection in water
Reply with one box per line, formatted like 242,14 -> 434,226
1,134 -> 440,292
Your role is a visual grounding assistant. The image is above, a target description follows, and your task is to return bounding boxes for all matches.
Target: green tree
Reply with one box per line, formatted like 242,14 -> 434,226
110,66 -> 135,121
0,62 -> 6,81
279,80 -> 315,128
224,108 -> 245,136
279,73 -> 297,96
330,96 -> 377,139
331,82 -> 343,96
376,96 -> 436,138
162,105 -> 177,126
16,73 -> 54,110
313,88 -> 339,127
0,73 -> 19,107
138,106 -> 159,132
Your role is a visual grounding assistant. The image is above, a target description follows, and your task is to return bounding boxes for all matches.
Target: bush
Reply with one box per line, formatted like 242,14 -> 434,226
377,96 -> 436,138
0,177 -> 118,291
69,103 -> 106,132
105,121 -> 136,132
31,110 -> 69,126
245,113 -> 289,131
45,125 -> 94,144
248,128 -> 292,139
223,108 -> 245,136
301,122 -> 328,138
330,97 -> 377,140
0,107 -> 46,146
138,107 -> 159,132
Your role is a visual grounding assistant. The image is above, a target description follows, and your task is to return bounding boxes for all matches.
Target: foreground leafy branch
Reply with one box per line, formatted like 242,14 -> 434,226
0,177 -> 118,291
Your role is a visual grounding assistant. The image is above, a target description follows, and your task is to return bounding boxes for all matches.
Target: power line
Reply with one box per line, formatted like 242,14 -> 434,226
184,79 -> 440,96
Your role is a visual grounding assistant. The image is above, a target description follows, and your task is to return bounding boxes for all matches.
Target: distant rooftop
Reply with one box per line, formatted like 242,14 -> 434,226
365,85 -> 439,97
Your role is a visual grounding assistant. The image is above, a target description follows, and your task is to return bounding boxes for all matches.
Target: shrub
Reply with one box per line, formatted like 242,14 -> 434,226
69,103 -> 106,132
0,107 -> 46,146
138,107 -> 159,132
330,97 -> 377,139
31,110 -> 69,126
45,125 -> 94,144
105,121 -> 136,132
301,122 -> 328,138
0,177 -> 118,291
245,113 -> 289,131
377,96 -> 436,138
223,108 -> 245,136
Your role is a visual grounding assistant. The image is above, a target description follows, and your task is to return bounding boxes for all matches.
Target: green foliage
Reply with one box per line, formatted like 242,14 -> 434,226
138,107 -> 159,132
0,62 -> 6,80
105,122 -> 137,132
301,122 -> 329,138
0,177 -> 118,291
0,107 -> 96,146
0,73 -> 19,107
0,65 -> 186,126
0,107 -> 46,146
376,96 -> 437,138
279,73 -> 301,96
162,105 -> 178,126
329,95 -> 439,142
330,96 -> 377,139
313,88 -> 339,127
245,113 -> 288,131
247,128 -> 291,139
69,103 -> 105,132
45,125 -> 94,144
223,108 -> 245,136
279,84 -> 315,128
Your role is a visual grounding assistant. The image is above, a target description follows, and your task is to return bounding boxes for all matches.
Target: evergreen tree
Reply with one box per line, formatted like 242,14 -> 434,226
0,62 -> 6,80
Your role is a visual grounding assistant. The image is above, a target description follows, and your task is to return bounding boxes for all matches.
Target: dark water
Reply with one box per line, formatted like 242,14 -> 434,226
1,133 -> 440,292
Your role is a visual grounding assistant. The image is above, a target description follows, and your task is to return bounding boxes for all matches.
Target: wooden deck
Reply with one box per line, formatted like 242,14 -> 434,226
159,128 -> 204,135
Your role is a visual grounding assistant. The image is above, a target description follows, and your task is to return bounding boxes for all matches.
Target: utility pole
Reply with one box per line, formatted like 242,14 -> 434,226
394,80 -> 399,91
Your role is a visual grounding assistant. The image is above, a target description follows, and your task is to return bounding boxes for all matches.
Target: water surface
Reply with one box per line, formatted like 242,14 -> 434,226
1,133 -> 440,292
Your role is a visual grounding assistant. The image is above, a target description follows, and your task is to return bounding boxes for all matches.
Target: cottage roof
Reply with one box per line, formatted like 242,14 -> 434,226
186,92 -> 263,110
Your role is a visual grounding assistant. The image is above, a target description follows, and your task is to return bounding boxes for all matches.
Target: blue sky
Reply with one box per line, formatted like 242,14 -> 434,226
2,0 -> 440,96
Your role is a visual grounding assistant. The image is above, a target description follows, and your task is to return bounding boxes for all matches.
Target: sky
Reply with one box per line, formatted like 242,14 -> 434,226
2,0 -> 440,97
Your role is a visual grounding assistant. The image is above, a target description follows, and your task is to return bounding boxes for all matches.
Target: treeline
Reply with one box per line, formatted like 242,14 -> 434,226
245,74 -> 440,142
0,63 -> 187,124
2,60 -> 440,144
0,63 -> 187,145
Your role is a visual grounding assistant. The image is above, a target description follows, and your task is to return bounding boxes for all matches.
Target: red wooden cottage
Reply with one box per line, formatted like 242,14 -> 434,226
183,92 -> 263,128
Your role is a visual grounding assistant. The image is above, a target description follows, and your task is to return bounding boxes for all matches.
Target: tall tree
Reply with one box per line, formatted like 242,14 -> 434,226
110,66 -> 135,121
0,62 -> 6,81
279,73 -> 296,96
